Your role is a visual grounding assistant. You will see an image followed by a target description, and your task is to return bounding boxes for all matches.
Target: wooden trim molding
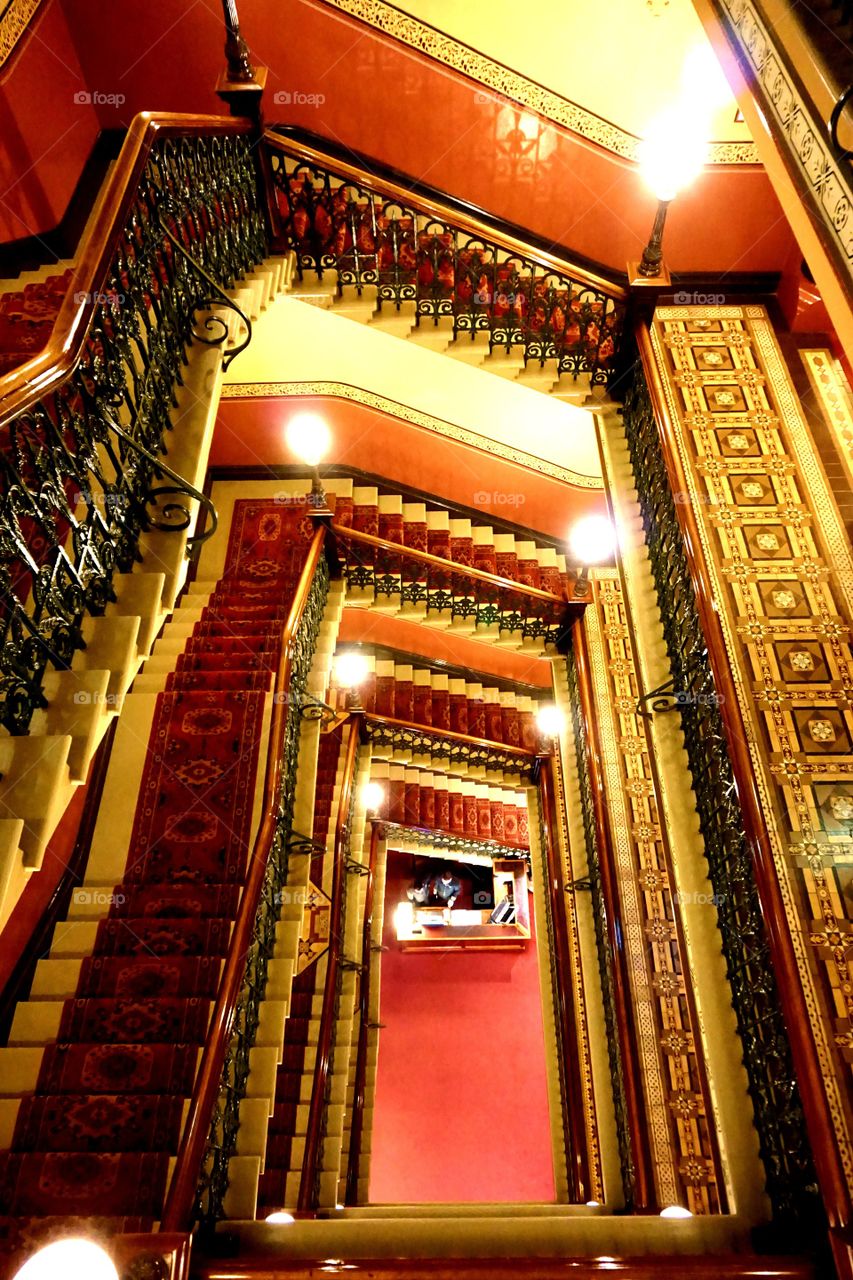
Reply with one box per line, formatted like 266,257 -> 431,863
314,0 -> 760,165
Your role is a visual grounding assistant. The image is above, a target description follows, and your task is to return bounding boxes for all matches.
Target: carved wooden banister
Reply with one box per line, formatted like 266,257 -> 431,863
263,130 -> 627,305
633,321 -> 850,1238
161,525 -> 327,1231
298,710 -> 363,1214
0,112 -> 255,425
363,711 -> 538,761
331,523 -> 576,605
344,817 -> 381,1205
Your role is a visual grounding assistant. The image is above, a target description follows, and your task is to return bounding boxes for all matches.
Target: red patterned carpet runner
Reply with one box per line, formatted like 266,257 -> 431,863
0,501 -> 315,1270
0,272 -> 72,377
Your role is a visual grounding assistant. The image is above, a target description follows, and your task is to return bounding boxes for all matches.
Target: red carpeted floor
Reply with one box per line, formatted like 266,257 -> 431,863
369,851 -> 556,1204
0,271 -> 72,376
0,500 -> 315,1271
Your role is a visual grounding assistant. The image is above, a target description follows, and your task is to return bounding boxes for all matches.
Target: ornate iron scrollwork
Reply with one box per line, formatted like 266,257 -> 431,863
266,141 -> 625,386
381,821 -> 529,863
0,130 -> 267,734
620,363 -> 821,1233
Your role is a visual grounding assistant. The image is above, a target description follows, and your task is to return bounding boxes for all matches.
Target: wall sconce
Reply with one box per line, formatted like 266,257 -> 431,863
633,108 -> 707,282
568,515 -> 617,599
286,412 -> 332,512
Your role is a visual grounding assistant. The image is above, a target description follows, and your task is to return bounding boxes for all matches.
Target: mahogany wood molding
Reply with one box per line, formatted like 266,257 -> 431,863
193,1253 -> 814,1279
344,818 -> 381,1204
331,524 -> 578,607
537,748 -> 593,1204
264,129 -> 628,302
571,617 -> 656,1210
634,320 -> 852,1236
298,711 -> 362,1214
0,111 -> 254,427
161,525 -> 328,1231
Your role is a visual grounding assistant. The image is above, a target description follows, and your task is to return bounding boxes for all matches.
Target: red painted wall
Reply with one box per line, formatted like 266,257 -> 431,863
0,0 -> 100,243
54,0 -> 793,276
212,394 -> 605,541
370,850 -> 556,1203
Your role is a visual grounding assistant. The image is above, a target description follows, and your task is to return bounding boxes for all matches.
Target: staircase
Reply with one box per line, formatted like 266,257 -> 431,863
0,494 -> 325,1273
0,267 -> 74,377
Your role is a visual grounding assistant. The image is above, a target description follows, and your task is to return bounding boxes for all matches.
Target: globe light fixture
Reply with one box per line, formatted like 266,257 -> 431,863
14,1239 -> 119,1280
265,1210 -> 296,1224
334,650 -> 370,691
536,704 -> 564,740
660,1204 -> 693,1219
363,780 -> 386,814
568,514 -> 617,598
637,107 -> 708,278
285,412 -> 332,508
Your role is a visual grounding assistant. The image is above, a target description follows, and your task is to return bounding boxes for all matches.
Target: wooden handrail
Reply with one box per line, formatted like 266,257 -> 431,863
298,711 -> 362,1214
363,711 -> 537,761
537,747 -> 593,1205
571,618 -> 655,1210
331,523 -> 575,607
344,818 -> 381,1205
0,111 -> 254,427
264,130 -> 628,304
635,321 -> 852,1233
160,524 -> 327,1232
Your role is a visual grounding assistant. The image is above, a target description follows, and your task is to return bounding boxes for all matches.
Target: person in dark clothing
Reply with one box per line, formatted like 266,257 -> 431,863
432,868 -> 461,909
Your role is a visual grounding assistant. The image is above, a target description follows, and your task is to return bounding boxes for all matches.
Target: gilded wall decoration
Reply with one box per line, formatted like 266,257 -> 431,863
317,0 -> 759,166
650,304 -> 853,1192
0,0 -> 42,68
584,572 -> 723,1213
221,379 -> 603,487
718,0 -> 853,280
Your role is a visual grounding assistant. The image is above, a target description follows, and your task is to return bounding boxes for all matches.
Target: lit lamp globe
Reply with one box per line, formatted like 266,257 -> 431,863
636,108 -> 708,278
285,412 -> 332,507
568,515 -> 616,598
334,649 -> 370,708
14,1239 -> 119,1280
536,704 -> 564,740
363,781 -> 386,814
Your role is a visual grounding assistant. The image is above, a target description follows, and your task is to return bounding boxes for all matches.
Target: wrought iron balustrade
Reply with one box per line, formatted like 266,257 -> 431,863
0,115 -> 267,734
332,523 -> 577,647
163,532 -> 330,1231
264,132 -> 626,385
363,711 -> 537,781
620,360 -> 820,1231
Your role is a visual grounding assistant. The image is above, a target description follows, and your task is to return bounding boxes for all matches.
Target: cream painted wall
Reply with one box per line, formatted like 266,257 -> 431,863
387,0 -> 751,144
224,298 -> 603,482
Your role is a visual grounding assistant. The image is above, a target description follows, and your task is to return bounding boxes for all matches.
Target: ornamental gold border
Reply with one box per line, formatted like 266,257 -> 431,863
0,0 -> 42,67
317,0 -> 759,165
221,380 -> 603,488
649,307 -> 853,1193
800,351 -> 853,499
583,587 -> 682,1208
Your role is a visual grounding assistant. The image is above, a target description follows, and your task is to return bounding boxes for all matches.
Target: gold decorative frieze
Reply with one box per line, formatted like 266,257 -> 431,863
318,0 -> 759,165
0,0 -> 42,67
801,349 -> 853,496
221,379 -> 603,487
649,304 -> 853,1192
584,572 -> 723,1213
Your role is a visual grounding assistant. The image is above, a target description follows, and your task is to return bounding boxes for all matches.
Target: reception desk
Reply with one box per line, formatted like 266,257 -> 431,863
394,860 -> 530,953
